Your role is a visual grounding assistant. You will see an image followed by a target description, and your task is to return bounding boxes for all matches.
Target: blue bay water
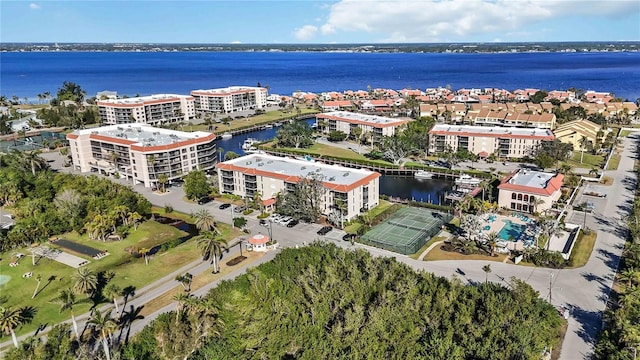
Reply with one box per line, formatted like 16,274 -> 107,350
1,51 -> 639,101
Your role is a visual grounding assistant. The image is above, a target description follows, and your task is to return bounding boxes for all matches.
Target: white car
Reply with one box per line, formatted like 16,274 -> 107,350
279,217 -> 292,225
269,214 -> 281,222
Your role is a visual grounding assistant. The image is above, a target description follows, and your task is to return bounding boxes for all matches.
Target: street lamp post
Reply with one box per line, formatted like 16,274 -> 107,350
548,272 -> 554,303
263,220 -> 273,242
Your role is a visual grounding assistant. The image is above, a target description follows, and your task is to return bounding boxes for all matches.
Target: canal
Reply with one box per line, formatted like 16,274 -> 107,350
216,119 -> 453,205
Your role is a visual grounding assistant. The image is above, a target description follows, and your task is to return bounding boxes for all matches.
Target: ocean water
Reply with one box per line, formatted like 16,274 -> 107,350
1,51 -> 639,101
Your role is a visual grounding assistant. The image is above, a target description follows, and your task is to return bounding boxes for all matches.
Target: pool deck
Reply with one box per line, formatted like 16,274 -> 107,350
480,214 -> 531,251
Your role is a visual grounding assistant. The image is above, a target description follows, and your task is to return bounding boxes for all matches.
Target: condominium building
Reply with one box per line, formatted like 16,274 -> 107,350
498,169 -> 564,214
216,154 -> 380,221
191,86 -> 268,113
315,111 -> 409,140
97,94 -> 196,125
67,124 -> 217,188
428,124 -> 555,158
554,120 -> 610,150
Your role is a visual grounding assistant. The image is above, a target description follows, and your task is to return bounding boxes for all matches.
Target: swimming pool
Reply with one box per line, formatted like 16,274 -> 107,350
498,219 -> 526,241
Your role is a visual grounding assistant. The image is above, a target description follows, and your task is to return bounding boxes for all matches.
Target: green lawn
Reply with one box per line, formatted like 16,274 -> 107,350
190,107 -> 320,133
263,141 -> 393,166
620,130 -> 632,137
607,154 -> 621,170
0,219 -> 239,340
567,230 -> 597,268
410,235 -> 447,260
344,200 -> 392,234
565,151 -> 604,168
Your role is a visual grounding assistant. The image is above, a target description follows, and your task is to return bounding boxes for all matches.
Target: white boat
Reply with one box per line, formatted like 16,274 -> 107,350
414,170 -> 434,180
220,133 -> 232,139
242,138 -> 260,151
455,174 -> 482,186
263,124 -> 273,129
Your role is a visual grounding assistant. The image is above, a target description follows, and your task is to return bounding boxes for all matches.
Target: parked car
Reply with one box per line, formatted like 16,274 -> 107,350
317,226 -> 333,235
218,203 -> 231,210
279,217 -> 292,225
197,196 -> 213,205
343,233 -> 356,241
234,205 -> 246,212
286,219 -> 299,228
259,219 -> 268,226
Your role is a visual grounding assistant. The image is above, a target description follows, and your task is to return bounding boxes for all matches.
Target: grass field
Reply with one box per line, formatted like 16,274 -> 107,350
409,235 -> 447,260
423,245 -> 508,262
566,151 -> 604,169
567,230 -> 597,268
620,130 -> 632,137
344,200 -> 393,234
190,107 -> 319,133
607,154 -> 621,170
263,141 -> 393,166
0,218 -> 240,340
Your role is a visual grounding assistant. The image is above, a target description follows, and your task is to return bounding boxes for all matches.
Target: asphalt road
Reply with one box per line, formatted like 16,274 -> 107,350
5,132 -> 637,358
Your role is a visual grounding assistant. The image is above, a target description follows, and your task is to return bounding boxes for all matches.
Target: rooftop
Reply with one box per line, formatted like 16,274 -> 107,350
69,124 -> 213,147
97,94 -> 191,105
317,111 -> 408,127
507,170 -> 555,188
430,124 -> 554,139
191,86 -> 265,96
218,153 -> 380,191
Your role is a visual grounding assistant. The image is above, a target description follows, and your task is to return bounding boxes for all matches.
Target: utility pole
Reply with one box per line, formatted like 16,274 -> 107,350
548,272 -> 554,303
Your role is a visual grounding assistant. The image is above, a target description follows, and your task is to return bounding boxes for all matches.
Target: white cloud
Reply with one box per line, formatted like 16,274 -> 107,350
231,41 -> 242,44
29,3 -> 41,10
294,25 -> 319,41
302,0 -> 639,42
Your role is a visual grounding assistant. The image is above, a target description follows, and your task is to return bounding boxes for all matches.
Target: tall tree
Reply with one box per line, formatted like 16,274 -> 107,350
73,267 -> 97,296
104,284 -> 122,314
183,170 -> 211,200
87,309 -> 117,360
0,306 -> 22,348
192,208 -> 218,233
197,231 -> 228,274
50,288 -> 85,338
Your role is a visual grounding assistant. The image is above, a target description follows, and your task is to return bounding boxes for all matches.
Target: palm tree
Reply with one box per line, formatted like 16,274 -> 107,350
485,232 -> 500,257
73,267 -> 98,296
104,284 -> 121,314
192,208 -> 218,233
0,306 -> 22,348
579,136 -> 589,164
217,146 -> 224,163
119,304 -> 144,344
51,288 -> 85,338
127,211 -> 143,230
175,273 -> 193,292
157,174 -> 169,193
87,309 -> 117,360
619,268 -> 640,288
173,293 -> 191,322
197,231 -> 228,274
252,191 -> 264,213
482,264 -> 492,283
31,274 -> 42,299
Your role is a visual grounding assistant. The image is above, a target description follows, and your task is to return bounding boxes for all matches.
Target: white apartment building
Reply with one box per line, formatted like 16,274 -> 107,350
67,124 -> 217,188
191,86 -> 268,113
429,124 -> 555,159
216,154 -> 380,221
498,169 -> 564,214
97,94 -> 196,125
316,111 -> 409,141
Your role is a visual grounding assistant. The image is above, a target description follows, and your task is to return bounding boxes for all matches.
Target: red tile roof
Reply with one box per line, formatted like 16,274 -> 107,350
498,170 -> 564,196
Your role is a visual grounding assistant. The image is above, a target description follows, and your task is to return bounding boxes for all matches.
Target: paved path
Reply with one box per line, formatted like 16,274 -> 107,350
16,132 -> 638,358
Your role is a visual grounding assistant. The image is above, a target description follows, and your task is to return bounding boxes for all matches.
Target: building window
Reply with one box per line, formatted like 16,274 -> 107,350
511,193 -> 516,200
517,194 -> 523,201
511,203 -> 516,209
530,196 -> 535,203
523,194 -> 529,202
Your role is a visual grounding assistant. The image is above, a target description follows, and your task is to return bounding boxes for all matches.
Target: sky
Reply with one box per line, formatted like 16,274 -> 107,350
1,0 -> 639,43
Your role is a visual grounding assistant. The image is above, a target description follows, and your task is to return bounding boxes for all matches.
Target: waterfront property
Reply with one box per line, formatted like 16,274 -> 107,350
216,153 -> 380,221
497,169 -> 564,214
191,86 -> 268,113
97,94 -> 196,125
315,111 -> 409,141
360,206 -> 452,255
428,124 -> 555,158
67,124 -> 217,188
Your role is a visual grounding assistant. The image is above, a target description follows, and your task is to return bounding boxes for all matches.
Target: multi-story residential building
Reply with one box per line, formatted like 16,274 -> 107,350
67,124 -> 217,188
191,86 -> 268,113
554,119 -> 610,150
428,124 -> 555,158
216,154 -> 380,221
498,169 -> 564,214
97,94 -> 196,125
315,111 -> 409,141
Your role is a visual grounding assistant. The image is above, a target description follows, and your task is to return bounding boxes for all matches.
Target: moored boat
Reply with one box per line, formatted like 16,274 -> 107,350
455,174 -> 482,186
414,170 -> 434,180
221,132 -> 233,139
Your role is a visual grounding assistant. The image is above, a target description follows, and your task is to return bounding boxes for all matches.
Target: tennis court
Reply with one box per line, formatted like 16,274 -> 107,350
360,207 -> 452,255
0,132 -> 66,152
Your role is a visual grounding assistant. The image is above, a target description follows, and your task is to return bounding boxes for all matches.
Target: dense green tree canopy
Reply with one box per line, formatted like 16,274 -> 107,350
119,244 -> 562,359
275,121 -> 314,148
183,170 -> 211,200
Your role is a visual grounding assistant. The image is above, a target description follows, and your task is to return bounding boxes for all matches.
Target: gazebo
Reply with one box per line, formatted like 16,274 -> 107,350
248,233 -> 270,252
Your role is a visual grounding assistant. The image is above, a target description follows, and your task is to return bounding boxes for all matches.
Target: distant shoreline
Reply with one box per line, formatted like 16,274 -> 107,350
2,41 -> 639,53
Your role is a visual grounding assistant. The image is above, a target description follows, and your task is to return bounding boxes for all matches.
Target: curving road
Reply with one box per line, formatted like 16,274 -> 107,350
5,132 -> 636,358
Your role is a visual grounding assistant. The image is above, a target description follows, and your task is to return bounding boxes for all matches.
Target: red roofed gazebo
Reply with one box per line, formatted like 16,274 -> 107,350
248,233 -> 269,252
